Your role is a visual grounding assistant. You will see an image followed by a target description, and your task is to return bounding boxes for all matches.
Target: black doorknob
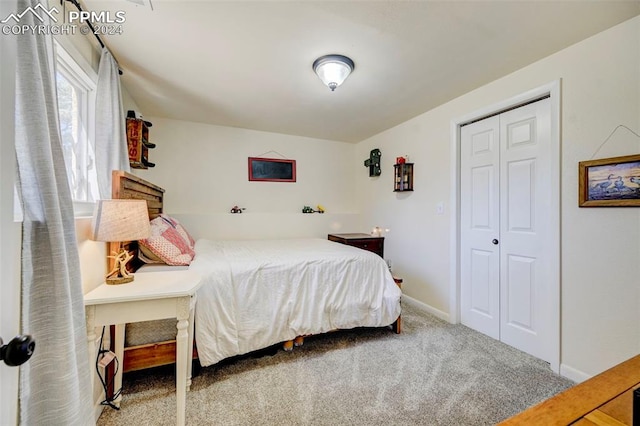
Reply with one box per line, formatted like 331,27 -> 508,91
0,335 -> 35,367
492,239 -> 499,245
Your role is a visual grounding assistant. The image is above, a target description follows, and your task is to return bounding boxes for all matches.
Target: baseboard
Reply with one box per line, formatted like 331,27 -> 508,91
93,398 -> 104,423
402,295 -> 450,322
560,363 -> 591,383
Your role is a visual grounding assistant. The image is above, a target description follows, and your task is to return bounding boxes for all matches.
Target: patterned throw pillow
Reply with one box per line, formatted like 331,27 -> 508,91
139,216 -> 195,265
160,214 -> 195,249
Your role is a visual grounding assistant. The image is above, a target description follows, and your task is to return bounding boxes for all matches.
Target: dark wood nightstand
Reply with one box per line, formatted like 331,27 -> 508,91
327,233 -> 384,258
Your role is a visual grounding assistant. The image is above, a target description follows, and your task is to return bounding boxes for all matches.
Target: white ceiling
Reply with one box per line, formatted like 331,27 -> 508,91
83,0 -> 640,143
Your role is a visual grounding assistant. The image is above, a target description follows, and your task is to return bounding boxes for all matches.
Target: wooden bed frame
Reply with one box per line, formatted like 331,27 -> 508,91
109,170 -> 165,276
110,170 -> 400,374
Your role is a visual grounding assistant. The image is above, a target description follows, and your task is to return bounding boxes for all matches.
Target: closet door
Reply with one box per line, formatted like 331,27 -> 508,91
460,98 -> 554,364
460,115 -> 500,339
499,98 -> 553,363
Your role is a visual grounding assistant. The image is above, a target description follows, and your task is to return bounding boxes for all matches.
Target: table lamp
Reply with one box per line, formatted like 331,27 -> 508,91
90,199 -> 151,284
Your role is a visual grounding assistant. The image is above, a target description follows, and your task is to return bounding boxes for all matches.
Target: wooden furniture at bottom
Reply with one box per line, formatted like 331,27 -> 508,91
499,354 -> 640,425
84,270 -> 202,426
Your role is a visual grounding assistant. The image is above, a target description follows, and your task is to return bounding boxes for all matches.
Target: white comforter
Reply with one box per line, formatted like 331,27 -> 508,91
190,238 -> 402,367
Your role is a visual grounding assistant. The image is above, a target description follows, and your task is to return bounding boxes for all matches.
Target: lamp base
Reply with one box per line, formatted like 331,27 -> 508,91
106,275 -> 134,285
106,247 -> 136,285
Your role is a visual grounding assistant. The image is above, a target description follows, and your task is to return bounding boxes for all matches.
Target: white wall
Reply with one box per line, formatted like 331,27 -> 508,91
356,16 -> 640,380
137,118 -> 362,240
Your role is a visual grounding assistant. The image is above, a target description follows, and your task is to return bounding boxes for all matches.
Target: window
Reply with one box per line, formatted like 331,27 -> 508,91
54,41 -> 98,213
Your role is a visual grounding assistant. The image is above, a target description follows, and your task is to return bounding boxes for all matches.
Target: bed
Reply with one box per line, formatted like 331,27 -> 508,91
110,170 -> 402,372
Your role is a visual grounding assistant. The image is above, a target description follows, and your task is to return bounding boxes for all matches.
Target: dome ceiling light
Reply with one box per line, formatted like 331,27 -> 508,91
312,54 -> 355,91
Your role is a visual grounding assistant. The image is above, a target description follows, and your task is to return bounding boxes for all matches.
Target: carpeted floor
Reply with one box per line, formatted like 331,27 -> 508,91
97,302 -> 573,426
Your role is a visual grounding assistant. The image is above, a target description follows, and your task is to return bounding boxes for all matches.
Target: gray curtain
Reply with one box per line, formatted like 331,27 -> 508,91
14,0 -> 93,423
95,47 -> 130,199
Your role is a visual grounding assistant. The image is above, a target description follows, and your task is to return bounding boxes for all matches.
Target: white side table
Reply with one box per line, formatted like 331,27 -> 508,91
84,270 -> 202,426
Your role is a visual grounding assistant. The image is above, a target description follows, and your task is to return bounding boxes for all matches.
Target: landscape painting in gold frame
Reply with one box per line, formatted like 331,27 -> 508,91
578,154 -> 640,207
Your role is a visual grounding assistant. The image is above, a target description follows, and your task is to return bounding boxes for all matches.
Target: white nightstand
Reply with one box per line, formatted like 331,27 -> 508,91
84,269 -> 202,426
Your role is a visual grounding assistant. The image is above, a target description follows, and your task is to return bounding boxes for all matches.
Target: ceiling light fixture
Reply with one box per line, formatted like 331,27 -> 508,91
312,54 -> 355,92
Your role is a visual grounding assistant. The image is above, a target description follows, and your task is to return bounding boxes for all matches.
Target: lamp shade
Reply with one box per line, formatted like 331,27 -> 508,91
90,199 -> 151,242
313,54 -> 355,91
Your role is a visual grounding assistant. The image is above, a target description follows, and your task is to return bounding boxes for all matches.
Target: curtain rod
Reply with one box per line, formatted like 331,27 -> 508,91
63,0 -> 123,75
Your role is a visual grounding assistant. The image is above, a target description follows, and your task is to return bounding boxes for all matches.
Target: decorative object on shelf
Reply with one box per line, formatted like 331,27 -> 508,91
126,111 -> 155,169
90,199 -> 151,284
394,160 -> 414,192
230,205 -> 246,214
364,149 -> 381,177
371,226 -> 390,237
312,54 -> 354,91
248,157 -> 296,182
302,205 -> 325,213
578,153 -> 640,207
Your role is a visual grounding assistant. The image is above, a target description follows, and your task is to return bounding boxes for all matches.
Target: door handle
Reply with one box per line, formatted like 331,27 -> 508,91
0,335 -> 35,367
492,239 -> 499,245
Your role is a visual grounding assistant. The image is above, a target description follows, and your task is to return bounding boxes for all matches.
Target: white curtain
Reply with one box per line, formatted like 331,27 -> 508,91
14,0 -> 93,423
95,47 -> 130,199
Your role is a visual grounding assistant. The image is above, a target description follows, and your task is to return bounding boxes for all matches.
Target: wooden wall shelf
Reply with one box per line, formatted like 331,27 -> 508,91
126,117 -> 155,169
394,163 -> 414,192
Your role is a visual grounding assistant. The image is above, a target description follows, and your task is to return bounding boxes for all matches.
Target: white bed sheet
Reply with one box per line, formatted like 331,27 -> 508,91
191,238 -> 402,367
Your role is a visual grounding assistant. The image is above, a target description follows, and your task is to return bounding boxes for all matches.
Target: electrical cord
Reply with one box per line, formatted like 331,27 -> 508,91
95,326 -> 121,410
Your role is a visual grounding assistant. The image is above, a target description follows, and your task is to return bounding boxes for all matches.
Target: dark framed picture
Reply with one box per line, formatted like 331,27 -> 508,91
248,157 -> 296,182
578,154 -> 640,206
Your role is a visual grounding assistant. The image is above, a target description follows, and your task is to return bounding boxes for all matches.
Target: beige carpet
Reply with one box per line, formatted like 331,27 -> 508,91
97,302 -> 573,425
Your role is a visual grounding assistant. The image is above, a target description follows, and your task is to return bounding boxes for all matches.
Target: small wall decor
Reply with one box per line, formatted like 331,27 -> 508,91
248,157 -> 296,182
394,158 -> 414,192
364,149 -> 381,177
230,205 -> 245,213
301,205 -> 325,213
579,154 -> 640,206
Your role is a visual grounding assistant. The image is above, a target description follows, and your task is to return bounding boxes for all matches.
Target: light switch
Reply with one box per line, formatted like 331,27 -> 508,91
436,202 -> 445,215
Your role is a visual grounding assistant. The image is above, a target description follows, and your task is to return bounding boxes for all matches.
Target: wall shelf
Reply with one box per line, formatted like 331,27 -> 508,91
393,163 -> 414,192
126,117 -> 155,169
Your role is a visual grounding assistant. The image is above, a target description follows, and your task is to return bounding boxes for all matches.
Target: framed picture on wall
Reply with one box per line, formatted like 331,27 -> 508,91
248,157 -> 296,182
578,153 -> 640,206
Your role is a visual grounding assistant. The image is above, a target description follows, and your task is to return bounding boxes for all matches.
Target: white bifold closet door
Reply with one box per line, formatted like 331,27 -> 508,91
460,97 -> 554,363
